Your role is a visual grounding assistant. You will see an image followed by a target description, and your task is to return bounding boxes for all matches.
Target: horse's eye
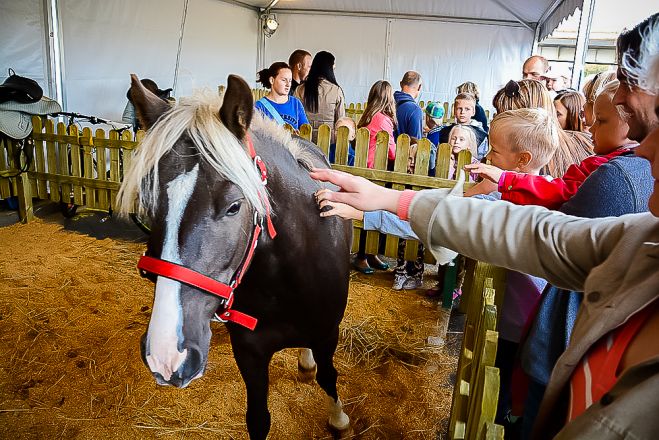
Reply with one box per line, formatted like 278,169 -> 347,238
227,201 -> 241,216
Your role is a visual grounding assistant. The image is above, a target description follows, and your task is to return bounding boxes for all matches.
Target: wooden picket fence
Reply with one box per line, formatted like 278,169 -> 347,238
449,272 -> 506,439
0,118 -> 143,221
1,116 -> 475,262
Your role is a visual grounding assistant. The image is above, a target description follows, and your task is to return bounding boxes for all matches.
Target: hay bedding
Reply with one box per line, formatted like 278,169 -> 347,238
0,221 -> 456,439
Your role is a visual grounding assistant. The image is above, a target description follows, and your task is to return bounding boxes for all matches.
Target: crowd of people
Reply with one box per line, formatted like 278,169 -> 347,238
311,12 -> 659,440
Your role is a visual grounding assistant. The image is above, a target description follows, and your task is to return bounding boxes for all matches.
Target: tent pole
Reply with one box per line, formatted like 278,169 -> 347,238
532,23 -> 541,55
43,0 -> 65,109
173,0 -> 190,95
571,0 -> 596,89
383,19 -> 392,81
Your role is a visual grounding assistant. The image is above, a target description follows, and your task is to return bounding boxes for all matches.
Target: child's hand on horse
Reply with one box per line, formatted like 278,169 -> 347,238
464,163 -> 504,183
464,179 -> 498,197
311,168 -> 400,213
315,191 -> 364,221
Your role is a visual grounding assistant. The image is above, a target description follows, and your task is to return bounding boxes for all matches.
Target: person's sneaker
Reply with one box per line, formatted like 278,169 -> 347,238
402,277 -> 423,290
392,274 -> 408,290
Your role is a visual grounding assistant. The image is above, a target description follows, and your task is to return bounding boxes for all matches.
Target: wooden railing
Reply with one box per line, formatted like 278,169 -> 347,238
449,273 -> 506,439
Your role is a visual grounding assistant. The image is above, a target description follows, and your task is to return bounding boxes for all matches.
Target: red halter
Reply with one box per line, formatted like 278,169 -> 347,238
137,133 -> 276,330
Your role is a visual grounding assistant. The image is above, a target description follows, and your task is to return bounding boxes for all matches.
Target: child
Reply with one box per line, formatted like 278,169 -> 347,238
358,80 -> 397,169
255,62 -> 309,130
466,81 -> 636,210
329,116 -> 356,166
457,81 -> 489,132
446,124 -> 480,180
437,93 -> 488,158
352,80 -> 397,273
392,141 -> 426,291
424,101 -> 444,176
554,90 -> 587,131
581,71 -> 616,130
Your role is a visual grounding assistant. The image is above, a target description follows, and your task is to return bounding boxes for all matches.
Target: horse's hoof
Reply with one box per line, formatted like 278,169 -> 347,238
297,363 -> 317,382
327,421 -> 353,439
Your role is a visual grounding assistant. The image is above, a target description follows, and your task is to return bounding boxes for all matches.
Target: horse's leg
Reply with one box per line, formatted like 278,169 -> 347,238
233,348 -> 273,440
312,334 -> 351,435
297,348 -> 317,381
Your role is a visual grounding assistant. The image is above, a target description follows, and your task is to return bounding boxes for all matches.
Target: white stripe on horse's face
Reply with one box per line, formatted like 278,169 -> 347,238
145,165 -> 199,382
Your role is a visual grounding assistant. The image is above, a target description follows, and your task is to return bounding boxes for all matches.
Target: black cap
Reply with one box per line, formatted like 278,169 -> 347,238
0,69 -> 43,104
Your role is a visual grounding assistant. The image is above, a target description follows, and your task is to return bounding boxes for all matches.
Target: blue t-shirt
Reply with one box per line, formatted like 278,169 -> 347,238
255,96 -> 309,130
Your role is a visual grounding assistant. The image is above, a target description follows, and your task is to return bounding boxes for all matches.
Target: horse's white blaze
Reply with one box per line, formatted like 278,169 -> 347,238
298,348 -> 316,370
325,395 -> 350,431
145,165 -> 199,381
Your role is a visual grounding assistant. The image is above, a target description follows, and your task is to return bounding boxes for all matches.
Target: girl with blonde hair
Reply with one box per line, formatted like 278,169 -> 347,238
581,71 -> 617,129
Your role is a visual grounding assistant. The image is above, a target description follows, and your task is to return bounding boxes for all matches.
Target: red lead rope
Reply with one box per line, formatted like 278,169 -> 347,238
136,133 -> 276,331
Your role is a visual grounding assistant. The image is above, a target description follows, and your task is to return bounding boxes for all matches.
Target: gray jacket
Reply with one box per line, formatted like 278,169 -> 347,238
408,186 -> 659,439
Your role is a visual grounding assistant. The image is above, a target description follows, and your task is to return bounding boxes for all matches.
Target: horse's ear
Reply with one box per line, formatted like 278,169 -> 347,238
219,75 -> 253,140
129,74 -> 170,130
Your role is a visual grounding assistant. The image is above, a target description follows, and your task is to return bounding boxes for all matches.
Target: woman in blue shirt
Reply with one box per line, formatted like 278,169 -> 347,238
255,62 -> 309,130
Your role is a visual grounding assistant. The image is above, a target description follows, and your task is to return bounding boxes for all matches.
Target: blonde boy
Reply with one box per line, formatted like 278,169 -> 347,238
486,108 -> 559,175
454,93 -> 477,125
335,116 -> 356,140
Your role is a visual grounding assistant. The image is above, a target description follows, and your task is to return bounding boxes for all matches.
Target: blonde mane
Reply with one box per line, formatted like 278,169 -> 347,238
117,90 -> 313,218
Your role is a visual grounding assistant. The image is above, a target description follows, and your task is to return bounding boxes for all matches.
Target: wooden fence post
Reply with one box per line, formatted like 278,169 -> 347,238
10,137 -> 34,222
334,125 -> 350,165
317,124 -> 331,158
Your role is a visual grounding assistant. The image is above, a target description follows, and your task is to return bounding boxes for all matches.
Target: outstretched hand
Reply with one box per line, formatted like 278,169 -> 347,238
464,179 -> 498,197
464,163 -> 504,184
310,168 -> 401,213
316,190 -> 365,220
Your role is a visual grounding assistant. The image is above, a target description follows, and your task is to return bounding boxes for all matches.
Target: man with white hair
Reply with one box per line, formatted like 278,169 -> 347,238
614,13 -> 659,142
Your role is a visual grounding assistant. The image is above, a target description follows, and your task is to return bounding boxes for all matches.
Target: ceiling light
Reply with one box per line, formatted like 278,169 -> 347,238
262,13 -> 278,37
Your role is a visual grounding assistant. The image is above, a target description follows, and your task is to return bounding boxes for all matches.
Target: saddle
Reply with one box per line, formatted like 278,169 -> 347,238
0,69 -> 61,140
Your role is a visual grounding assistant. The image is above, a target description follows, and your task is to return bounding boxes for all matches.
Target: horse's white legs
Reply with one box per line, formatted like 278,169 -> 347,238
297,348 -> 317,381
325,395 -> 350,432
298,348 -> 316,370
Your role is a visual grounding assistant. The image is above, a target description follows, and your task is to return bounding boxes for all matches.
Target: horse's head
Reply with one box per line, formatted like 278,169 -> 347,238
119,75 -> 267,388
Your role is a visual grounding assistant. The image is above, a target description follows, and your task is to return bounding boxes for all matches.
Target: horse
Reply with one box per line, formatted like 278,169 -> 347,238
117,74 -> 353,439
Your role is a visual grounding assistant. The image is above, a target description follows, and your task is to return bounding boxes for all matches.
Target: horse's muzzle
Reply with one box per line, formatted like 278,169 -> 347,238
140,333 -> 206,388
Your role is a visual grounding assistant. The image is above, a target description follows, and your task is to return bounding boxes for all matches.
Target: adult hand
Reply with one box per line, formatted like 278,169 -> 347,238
464,163 -> 504,184
310,168 -> 401,213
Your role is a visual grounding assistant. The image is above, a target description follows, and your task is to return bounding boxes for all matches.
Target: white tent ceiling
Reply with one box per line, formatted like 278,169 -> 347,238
238,0 -> 584,38
0,0 -> 585,123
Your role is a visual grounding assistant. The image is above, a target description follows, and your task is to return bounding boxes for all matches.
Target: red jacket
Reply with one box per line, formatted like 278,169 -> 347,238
498,149 -> 630,209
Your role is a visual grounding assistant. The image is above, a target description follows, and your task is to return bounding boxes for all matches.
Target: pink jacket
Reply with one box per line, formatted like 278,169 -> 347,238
365,112 -> 396,168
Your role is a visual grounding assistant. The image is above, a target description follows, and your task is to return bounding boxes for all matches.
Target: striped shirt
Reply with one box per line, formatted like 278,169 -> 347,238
568,301 -> 657,421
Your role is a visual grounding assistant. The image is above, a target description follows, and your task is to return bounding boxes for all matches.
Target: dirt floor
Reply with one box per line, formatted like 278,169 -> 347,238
0,219 -> 457,439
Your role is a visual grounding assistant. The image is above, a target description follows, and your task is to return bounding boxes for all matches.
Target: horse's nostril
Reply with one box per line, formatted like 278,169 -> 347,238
176,346 -> 205,386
